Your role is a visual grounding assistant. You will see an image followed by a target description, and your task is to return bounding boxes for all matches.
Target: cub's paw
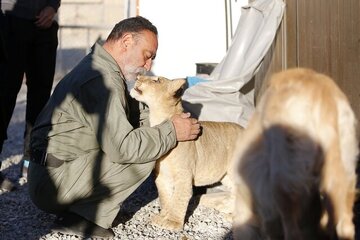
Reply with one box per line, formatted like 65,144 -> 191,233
151,214 -> 165,225
151,214 -> 183,231
336,217 -> 355,239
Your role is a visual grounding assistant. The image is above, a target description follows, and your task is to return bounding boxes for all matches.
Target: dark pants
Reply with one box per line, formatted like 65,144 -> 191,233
0,14 -> 58,158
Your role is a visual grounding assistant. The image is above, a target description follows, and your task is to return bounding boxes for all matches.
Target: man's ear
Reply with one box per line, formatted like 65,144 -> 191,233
121,33 -> 134,49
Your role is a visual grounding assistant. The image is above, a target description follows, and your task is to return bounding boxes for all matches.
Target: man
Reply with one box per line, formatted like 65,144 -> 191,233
0,0 -> 60,179
28,16 -> 201,238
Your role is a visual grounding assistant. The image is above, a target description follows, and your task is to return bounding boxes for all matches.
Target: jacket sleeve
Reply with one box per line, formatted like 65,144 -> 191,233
139,102 -> 150,127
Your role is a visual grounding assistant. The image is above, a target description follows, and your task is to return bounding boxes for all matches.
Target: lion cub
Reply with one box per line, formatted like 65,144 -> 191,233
130,75 -> 243,230
232,68 -> 359,240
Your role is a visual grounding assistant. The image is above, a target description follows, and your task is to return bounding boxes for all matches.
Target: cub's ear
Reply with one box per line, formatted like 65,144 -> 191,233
171,79 -> 186,98
171,78 -> 186,89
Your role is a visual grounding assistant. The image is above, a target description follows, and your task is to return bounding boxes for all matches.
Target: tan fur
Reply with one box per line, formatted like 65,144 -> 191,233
130,75 -> 243,230
232,68 -> 359,240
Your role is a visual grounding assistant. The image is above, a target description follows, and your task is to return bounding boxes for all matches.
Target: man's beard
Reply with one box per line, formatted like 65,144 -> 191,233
124,66 -> 147,81
124,66 -> 147,91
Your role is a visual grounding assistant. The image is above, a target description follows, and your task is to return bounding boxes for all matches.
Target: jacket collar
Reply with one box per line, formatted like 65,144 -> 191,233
92,42 -> 126,80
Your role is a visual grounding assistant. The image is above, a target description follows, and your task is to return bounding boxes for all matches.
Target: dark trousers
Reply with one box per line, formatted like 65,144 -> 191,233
0,14 -> 58,158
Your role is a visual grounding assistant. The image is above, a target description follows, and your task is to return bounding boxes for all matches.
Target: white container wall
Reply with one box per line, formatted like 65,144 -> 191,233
138,0 -> 248,79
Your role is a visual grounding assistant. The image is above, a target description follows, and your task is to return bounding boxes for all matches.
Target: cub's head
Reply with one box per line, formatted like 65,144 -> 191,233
130,75 -> 186,106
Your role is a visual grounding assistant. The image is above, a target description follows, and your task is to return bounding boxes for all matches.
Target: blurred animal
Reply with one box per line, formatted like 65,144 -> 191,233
232,68 -> 359,240
130,75 -> 243,230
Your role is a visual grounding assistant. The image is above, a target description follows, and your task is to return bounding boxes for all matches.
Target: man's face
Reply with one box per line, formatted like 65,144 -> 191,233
122,30 -> 158,81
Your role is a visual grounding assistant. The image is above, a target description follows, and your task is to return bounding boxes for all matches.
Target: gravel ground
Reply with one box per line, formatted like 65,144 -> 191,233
0,83 -> 234,240
3,83 -> 360,240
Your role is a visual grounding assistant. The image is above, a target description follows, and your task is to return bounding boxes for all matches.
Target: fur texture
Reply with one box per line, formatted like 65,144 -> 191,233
232,68 -> 359,240
130,75 -> 243,230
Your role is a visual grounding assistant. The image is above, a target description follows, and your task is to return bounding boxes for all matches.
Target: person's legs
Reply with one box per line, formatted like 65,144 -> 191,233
19,21 -> 58,179
0,15 -> 28,149
68,159 -> 155,229
28,159 -> 115,238
21,21 -> 59,177
0,13 -> 9,149
28,151 -> 155,230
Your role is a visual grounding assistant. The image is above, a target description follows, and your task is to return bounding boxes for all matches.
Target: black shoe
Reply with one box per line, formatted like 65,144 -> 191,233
51,211 -> 115,239
0,172 -> 15,192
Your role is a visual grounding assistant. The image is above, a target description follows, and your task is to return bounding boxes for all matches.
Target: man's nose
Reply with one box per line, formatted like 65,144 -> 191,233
144,59 -> 152,71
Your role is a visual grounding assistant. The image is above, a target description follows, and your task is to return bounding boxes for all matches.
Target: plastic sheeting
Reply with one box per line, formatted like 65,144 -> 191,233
182,0 -> 285,127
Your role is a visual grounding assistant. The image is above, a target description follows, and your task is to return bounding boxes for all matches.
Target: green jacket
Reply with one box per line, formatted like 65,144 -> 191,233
30,43 -> 176,164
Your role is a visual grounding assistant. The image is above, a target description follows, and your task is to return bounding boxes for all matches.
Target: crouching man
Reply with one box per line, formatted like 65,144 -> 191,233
28,16 -> 200,239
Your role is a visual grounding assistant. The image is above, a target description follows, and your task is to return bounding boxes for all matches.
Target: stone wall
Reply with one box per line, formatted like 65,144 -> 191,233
55,0 -> 127,80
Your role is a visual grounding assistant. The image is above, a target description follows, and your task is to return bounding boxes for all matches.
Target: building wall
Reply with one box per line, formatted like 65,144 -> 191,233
55,0 -> 127,80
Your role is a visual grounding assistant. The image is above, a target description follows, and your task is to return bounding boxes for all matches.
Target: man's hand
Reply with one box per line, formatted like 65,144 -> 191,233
35,6 -> 56,29
171,113 -> 201,141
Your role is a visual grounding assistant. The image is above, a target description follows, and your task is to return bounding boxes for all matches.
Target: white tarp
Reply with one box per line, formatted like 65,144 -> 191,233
182,0 -> 285,127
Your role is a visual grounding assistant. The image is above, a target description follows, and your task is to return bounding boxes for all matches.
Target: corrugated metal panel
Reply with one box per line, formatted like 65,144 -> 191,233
256,0 -> 360,122
254,24 -> 285,104
298,0 -> 360,120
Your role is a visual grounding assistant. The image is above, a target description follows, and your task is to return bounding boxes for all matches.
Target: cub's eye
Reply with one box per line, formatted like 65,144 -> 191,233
152,78 -> 160,83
